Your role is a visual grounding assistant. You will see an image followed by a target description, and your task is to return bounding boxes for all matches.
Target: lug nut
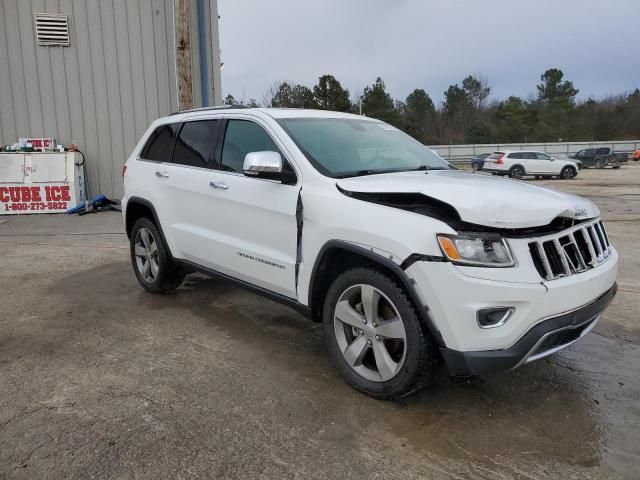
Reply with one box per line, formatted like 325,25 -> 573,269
367,339 -> 372,345
362,319 -> 367,325
375,335 -> 381,341
372,322 -> 377,327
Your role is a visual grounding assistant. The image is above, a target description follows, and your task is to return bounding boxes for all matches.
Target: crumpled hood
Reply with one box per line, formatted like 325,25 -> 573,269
337,170 -> 600,229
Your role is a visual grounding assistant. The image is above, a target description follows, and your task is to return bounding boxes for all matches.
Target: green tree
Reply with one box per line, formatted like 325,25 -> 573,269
403,89 -> 437,143
536,68 -> 579,111
271,81 -> 295,107
362,77 -> 399,125
462,75 -> 491,109
291,85 -> 317,109
442,84 -> 473,142
223,93 -> 237,105
312,75 -> 351,111
494,96 -> 534,142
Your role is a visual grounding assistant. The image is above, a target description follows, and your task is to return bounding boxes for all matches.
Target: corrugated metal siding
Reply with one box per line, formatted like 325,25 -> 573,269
0,0 -> 215,198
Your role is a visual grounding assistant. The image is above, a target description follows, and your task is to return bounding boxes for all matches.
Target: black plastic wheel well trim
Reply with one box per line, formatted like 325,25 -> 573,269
125,197 -> 174,257
308,240 -> 446,347
400,253 -> 448,270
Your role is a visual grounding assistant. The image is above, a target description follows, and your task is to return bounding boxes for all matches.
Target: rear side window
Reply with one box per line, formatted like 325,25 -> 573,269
173,120 -> 219,168
596,148 -> 609,154
140,124 -> 178,162
221,120 -> 282,173
509,152 -> 523,159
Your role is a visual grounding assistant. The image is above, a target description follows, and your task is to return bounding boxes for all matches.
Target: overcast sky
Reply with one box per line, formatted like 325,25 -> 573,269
218,0 -> 639,106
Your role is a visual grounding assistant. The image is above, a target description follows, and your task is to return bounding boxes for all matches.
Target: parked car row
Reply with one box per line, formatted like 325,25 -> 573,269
482,151 -> 580,179
470,146 -> 634,180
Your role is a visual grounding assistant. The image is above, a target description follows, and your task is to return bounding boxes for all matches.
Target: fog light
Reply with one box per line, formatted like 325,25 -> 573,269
477,307 -> 514,328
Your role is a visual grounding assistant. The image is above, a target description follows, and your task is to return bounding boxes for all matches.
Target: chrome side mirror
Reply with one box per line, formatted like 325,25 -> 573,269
243,151 -> 283,176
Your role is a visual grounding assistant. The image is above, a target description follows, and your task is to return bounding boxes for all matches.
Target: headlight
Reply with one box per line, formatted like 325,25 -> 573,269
437,234 -> 515,267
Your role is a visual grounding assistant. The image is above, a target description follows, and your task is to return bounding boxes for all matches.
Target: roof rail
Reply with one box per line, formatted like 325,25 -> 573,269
169,104 -> 251,116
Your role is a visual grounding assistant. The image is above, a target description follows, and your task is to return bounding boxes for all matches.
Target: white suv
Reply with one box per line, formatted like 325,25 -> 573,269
122,107 -> 618,399
483,150 -> 579,179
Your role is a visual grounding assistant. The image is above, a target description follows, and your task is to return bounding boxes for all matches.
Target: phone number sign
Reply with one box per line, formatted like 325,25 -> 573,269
1,184 -> 72,214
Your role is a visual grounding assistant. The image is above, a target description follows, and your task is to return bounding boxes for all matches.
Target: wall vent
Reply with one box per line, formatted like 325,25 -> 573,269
35,13 -> 70,46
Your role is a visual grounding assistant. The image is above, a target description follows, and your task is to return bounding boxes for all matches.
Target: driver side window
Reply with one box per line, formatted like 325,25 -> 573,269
221,120 -> 282,173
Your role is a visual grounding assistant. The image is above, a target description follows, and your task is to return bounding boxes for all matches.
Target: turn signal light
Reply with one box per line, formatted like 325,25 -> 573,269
437,237 -> 461,261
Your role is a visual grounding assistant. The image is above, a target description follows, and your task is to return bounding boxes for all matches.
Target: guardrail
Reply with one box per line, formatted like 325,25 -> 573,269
430,140 -> 640,163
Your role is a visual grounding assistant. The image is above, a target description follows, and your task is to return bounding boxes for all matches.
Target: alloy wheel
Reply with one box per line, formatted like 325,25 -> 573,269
333,284 -> 407,382
134,227 -> 159,283
511,167 -> 524,179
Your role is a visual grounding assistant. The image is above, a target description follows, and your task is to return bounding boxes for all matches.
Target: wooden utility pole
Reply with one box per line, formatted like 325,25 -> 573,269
174,0 -> 193,111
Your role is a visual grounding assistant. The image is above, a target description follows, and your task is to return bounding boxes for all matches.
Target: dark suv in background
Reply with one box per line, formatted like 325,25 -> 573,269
571,147 -> 628,169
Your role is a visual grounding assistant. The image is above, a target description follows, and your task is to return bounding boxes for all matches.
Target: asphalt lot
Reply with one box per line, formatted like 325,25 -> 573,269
1,163 -> 639,479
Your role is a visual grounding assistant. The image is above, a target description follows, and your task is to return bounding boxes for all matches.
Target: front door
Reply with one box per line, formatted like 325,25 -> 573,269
533,152 -> 560,174
204,118 -> 300,298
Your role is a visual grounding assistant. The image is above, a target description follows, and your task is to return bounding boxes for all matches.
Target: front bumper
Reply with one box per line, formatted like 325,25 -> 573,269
439,284 -> 617,376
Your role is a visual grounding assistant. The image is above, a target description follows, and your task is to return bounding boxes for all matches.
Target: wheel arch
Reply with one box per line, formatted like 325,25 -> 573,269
308,240 -> 445,347
125,197 -> 174,258
509,163 -> 525,173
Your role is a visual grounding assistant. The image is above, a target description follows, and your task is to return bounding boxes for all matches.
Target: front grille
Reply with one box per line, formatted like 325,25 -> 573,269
528,219 -> 611,280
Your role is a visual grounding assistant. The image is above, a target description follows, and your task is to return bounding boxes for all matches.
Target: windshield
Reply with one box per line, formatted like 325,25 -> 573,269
276,118 -> 450,178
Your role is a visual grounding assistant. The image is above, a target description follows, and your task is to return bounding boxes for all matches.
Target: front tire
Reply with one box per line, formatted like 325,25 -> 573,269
130,217 -> 185,293
323,267 -> 437,400
471,162 -> 480,172
595,159 -> 605,169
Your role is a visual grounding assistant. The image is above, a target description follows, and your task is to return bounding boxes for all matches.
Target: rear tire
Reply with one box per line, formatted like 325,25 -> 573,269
130,217 -> 185,293
471,162 -> 480,172
595,159 -> 605,169
509,165 -> 525,179
323,267 -> 437,400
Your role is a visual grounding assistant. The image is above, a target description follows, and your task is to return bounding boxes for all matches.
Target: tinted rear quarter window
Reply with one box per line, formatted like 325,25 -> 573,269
173,120 -> 219,168
140,124 -> 179,162
596,148 -> 610,154
509,152 -> 523,159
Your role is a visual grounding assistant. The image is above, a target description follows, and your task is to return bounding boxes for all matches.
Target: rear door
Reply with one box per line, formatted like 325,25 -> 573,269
157,118 -> 225,267
204,117 -> 300,298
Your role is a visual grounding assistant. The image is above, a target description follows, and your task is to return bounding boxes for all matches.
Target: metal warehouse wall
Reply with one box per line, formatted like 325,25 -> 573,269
0,0 -> 221,198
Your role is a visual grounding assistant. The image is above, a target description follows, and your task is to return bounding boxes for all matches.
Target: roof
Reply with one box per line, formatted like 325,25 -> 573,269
167,106 -> 370,122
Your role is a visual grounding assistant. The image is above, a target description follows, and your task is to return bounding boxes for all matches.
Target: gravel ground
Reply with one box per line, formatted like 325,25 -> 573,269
0,162 -> 639,479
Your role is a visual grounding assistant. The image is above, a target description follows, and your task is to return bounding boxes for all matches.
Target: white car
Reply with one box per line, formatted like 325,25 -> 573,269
122,107 -> 618,399
483,150 -> 580,179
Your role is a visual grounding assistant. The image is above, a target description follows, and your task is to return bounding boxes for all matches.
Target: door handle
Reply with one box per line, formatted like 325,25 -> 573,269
155,171 -> 169,178
209,181 -> 228,190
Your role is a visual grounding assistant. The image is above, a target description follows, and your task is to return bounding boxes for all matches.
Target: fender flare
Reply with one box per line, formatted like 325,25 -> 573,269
308,240 -> 446,347
125,196 -> 174,259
